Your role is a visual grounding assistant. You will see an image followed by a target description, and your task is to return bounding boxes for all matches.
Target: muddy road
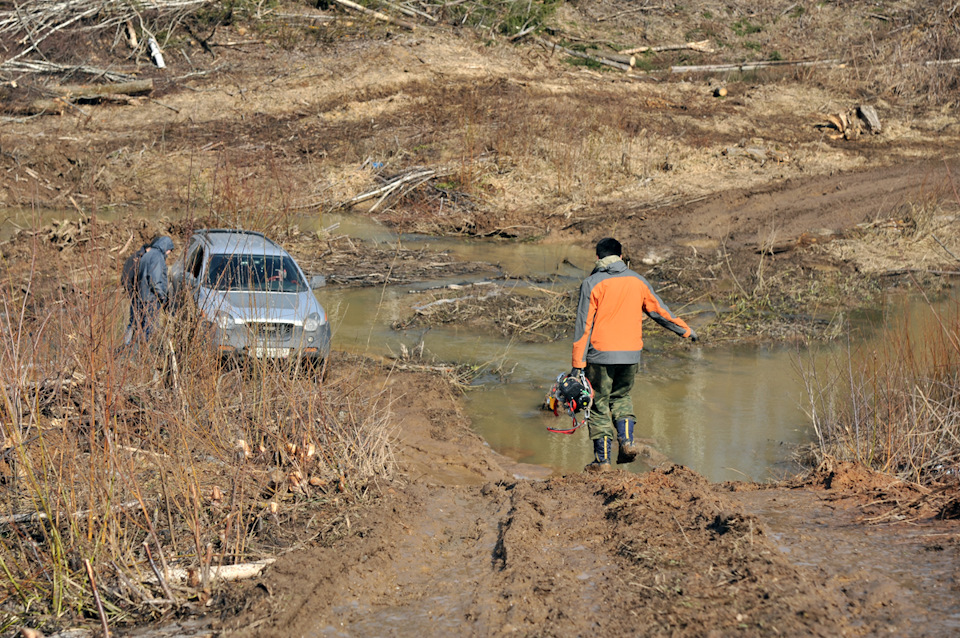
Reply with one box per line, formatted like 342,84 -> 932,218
215,380 -> 960,637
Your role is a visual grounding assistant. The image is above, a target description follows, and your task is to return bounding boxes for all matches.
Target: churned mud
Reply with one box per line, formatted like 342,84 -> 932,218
218,415 -> 960,637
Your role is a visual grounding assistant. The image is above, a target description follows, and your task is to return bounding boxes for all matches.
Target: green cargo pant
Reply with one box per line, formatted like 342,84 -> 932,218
585,362 -> 639,440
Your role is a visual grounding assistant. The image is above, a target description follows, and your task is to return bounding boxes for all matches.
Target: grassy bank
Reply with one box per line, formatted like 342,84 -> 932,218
802,284 -> 960,484
0,221 -> 394,634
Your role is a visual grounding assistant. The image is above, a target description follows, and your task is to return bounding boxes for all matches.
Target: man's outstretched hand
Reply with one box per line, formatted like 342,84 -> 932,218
689,331 -> 700,343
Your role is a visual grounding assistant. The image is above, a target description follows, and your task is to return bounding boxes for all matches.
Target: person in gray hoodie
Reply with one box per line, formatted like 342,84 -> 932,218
121,241 -> 153,344
132,236 -> 174,342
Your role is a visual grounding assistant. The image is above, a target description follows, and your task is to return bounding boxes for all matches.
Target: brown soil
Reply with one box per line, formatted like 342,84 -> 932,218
214,391 -> 960,637
4,0 -> 960,635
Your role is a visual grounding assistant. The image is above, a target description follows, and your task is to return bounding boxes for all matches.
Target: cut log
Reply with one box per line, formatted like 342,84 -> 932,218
19,80 -> 155,114
145,559 -> 277,585
535,37 -> 637,73
53,80 -> 154,99
856,104 -> 882,133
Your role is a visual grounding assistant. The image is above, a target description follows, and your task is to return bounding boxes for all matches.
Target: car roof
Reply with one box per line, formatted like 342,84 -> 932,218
193,229 -> 289,257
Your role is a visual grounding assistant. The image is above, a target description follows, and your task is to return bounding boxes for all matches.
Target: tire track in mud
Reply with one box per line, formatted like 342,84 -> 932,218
610,158 -> 960,254
224,479 -> 619,637
222,468 -> 869,637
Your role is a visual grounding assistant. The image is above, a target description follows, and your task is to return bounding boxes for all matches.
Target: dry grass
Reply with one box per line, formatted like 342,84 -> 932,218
801,286 -> 960,484
0,224 -> 395,633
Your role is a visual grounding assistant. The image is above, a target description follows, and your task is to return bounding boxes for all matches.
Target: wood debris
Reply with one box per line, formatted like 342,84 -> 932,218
822,105 -> 883,140
621,39 -> 714,56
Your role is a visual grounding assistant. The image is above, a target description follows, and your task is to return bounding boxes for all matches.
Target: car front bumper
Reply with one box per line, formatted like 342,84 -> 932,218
210,321 -> 331,360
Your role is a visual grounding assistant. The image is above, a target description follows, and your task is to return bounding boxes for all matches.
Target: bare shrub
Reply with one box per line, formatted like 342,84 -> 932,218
0,221 -> 394,631
801,290 -> 960,483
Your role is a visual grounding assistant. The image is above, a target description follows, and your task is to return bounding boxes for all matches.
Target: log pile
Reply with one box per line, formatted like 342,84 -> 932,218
822,105 -> 883,140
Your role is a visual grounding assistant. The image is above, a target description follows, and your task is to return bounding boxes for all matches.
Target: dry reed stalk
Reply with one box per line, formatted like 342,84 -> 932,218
802,289 -> 960,482
0,212 -> 396,628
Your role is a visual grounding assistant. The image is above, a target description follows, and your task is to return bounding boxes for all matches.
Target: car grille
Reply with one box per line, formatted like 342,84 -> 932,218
248,322 -> 294,341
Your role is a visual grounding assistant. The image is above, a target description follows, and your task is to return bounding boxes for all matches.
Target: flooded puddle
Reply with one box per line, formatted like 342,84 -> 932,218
315,213 -> 817,483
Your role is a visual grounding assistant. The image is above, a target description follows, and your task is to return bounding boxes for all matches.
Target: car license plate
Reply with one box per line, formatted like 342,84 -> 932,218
254,347 -> 290,358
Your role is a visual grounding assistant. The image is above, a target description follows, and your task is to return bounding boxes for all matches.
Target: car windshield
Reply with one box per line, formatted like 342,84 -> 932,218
206,253 -> 307,292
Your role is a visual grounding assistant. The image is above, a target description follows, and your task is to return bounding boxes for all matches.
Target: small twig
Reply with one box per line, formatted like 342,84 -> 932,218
143,541 -> 175,601
149,98 -> 180,113
596,5 -> 665,22
672,514 -> 693,547
84,559 -> 111,638
931,234 -> 960,263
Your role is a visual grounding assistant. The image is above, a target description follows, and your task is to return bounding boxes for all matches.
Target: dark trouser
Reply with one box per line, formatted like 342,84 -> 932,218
585,362 -> 638,440
132,299 -> 161,342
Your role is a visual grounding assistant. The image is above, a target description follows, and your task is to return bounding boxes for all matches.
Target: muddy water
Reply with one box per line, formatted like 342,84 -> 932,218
317,213 -> 815,483
328,285 -> 812,482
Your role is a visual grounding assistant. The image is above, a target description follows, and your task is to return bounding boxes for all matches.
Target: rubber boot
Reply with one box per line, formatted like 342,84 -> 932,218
616,417 -> 638,464
584,437 -> 612,473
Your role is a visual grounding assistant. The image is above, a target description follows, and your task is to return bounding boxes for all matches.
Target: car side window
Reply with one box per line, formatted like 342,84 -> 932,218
190,246 -> 205,279
185,244 -> 203,280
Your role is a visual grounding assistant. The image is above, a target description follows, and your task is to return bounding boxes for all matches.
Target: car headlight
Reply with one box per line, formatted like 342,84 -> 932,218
216,312 -> 238,330
303,313 -> 324,333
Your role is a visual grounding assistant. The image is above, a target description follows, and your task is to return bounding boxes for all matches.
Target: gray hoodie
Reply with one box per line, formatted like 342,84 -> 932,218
136,236 -> 174,308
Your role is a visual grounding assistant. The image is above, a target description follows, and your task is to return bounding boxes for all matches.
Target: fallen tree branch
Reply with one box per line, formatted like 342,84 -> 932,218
330,0 -> 416,30
0,500 -> 140,526
341,167 -> 451,210
370,0 -> 437,22
0,59 -> 136,82
621,39 -> 714,55
413,290 -> 500,313
209,39 -> 265,47
596,5 -> 665,22
52,79 -> 154,98
667,58 -> 843,74
535,36 -> 637,72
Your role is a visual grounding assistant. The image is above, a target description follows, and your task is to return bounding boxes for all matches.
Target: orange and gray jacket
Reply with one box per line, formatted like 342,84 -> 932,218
572,257 -> 694,368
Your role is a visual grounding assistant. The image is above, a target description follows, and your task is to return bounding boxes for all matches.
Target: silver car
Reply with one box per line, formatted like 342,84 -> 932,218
171,229 -> 331,362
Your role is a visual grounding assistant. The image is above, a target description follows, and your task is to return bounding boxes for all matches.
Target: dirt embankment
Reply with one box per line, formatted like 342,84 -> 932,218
216,391 -> 960,637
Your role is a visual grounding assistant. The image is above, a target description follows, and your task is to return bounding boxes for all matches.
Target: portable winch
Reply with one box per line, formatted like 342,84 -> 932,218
544,370 -> 594,434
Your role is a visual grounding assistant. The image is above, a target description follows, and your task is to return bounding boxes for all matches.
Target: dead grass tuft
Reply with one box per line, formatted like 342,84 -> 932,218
800,288 -> 960,484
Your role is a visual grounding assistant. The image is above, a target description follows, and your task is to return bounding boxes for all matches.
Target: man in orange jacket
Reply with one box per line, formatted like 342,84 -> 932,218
572,237 -> 698,472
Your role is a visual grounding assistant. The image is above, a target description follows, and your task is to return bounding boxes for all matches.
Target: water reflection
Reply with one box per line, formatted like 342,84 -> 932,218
462,343 -> 811,483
